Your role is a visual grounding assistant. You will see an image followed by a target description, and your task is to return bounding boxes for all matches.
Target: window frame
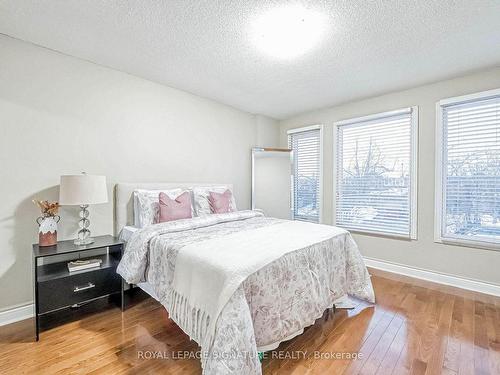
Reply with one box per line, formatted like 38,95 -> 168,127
435,88 -> 500,251
333,107 -> 419,239
287,124 -> 324,223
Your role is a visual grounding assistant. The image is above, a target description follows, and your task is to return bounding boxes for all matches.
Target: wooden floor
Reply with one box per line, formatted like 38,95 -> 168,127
0,268 -> 499,374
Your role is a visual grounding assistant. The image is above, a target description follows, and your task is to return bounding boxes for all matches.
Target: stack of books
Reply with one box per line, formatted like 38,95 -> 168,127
67,258 -> 102,272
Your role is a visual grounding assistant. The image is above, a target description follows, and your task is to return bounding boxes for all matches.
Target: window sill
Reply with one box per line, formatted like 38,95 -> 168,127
341,227 -> 416,241
435,237 -> 500,252
293,217 -> 320,224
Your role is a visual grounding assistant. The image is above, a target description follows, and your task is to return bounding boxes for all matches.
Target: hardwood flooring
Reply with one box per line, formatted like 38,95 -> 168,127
0,268 -> 499,374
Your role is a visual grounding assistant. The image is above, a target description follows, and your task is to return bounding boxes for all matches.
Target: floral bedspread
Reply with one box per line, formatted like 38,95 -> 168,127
117,211 -> 375,374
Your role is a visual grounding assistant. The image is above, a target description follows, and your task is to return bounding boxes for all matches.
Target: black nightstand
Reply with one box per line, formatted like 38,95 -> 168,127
32,235 -> 124,341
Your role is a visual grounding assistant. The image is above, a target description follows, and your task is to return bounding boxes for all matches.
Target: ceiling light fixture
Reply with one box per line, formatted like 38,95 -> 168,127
250,5 -> 327,60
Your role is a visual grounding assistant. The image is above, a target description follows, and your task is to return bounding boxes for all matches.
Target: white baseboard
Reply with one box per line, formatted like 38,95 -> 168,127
0,303 -> 34,327
1,259 -> 499,327
364,257 -> 500,297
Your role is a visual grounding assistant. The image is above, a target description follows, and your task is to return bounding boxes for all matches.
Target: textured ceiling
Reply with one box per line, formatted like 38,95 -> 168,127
1,1 -> 500,119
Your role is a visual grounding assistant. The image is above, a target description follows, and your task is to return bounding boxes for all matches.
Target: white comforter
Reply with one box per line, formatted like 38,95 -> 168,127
117,211 -> 375,374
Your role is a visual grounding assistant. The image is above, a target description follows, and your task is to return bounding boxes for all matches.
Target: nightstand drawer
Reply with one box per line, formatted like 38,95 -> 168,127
38,268 -> 121,314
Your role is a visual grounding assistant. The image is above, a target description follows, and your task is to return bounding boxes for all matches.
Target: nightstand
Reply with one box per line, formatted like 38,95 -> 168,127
32,235 -> 124,341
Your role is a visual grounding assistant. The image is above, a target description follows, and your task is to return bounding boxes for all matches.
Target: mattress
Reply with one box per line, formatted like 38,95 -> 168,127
119,225 -> 139,242
117,211 -> 375,375
119,226 -> 159,300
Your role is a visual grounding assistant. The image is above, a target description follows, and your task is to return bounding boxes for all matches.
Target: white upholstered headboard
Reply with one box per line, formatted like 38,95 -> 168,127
114,182 -> 233,235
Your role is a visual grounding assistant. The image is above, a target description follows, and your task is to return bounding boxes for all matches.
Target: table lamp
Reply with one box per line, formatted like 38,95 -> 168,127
59,173 -> 108,245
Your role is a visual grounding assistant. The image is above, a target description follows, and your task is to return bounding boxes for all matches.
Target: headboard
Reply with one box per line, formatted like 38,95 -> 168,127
114,182 -> 233,235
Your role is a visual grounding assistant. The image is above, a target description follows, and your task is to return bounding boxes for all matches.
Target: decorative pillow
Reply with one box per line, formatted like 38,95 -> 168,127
208,190 -> 234,214
133,188 -> 193,227
192,186 -> 237,216
158,191 -> 192,222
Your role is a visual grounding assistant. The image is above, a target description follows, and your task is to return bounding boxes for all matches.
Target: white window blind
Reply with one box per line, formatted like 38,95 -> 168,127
288,126 -> 322,223
336,108 -> 417,238
437,90 -> 500,247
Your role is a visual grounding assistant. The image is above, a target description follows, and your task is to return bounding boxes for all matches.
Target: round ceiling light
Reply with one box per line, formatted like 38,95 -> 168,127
250,5 -> 327,60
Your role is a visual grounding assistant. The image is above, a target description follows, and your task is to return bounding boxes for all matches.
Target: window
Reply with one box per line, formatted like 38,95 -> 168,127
335,108 -> 418,238
436,89 -> 500,249
288,125 -> 322,222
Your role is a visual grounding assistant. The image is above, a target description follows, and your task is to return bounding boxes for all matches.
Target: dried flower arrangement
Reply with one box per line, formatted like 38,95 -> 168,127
33,200 -> 60,217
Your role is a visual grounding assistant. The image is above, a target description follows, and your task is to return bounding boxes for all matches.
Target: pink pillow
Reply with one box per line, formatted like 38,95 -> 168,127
158,191 -> 192,222
208,190 -> 234,214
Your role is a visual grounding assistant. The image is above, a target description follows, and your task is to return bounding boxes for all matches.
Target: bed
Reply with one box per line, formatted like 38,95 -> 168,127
114,182 -> 375,375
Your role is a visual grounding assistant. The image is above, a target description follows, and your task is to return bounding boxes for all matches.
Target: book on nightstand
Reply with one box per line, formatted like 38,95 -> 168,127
67,258 -> 102,272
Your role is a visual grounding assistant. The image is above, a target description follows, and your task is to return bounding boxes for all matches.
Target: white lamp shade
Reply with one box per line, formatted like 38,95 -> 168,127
59,174 -> 108,206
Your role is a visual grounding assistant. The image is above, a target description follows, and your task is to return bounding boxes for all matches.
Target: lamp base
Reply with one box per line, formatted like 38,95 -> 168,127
75,205 -> 93,246
74,237 -> 94,246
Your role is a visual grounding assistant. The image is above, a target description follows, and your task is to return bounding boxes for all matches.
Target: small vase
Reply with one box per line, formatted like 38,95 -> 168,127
37,215 -> 60,247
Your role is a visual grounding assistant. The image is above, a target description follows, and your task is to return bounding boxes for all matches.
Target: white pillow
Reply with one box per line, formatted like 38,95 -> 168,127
192,186 -> 237,216
133,188 -> 194,227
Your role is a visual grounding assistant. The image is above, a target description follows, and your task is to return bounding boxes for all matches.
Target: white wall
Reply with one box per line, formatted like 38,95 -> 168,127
280,67 -> 500,286
0,35 -> 279,311
255,114 -> 280,148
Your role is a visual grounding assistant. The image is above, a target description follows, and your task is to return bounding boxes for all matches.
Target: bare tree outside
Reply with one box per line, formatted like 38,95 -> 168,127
445,148 -> 500,238
337,129 -> 411,235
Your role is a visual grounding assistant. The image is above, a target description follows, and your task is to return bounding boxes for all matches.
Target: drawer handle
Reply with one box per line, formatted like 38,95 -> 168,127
73,282 -> 96,293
